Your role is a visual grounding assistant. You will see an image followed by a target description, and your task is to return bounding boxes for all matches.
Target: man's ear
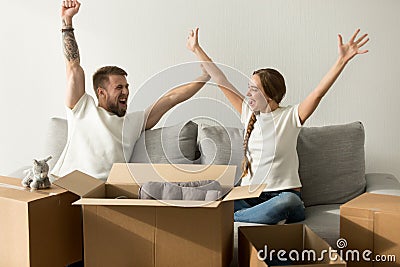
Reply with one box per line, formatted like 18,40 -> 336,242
98,87 -> 106,98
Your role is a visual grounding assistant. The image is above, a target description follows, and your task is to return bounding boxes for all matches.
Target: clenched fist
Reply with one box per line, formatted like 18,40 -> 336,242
61,0 -> 81,23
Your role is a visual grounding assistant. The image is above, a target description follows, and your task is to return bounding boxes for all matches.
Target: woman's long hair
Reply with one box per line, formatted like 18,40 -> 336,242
241,68 -> 286,178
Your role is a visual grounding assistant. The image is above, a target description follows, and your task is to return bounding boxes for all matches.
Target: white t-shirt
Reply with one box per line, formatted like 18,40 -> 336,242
51,93 -> 145,181
240,101 -> 303,192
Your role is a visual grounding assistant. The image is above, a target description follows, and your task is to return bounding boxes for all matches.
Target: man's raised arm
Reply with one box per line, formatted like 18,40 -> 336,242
144,65 -> 211,130
61,0 -> 85,109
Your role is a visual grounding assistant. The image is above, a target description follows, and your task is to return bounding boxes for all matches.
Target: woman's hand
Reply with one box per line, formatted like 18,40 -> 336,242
186,27 -> 200,52
338,29 -> 369,63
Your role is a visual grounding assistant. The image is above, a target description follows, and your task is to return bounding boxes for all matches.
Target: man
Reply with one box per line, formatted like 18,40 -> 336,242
52,0 -> 210,180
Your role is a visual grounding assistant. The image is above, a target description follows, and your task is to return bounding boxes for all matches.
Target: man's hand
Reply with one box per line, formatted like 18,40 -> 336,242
338,29 -> 369,63
186,28 -> 200,52
61,0 -> 81,26
144,63 -> 211,130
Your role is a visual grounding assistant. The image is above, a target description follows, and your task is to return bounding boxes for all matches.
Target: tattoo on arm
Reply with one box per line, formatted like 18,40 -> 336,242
63,32 -> 80,62
62,20 -> 80,63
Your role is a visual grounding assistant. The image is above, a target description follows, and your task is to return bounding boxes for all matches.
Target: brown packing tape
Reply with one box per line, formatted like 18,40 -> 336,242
0,182 -> 29,191
0,182 -> 61,197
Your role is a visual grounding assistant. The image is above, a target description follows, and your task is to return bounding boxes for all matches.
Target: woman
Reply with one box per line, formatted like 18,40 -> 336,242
187,28 -> 369,224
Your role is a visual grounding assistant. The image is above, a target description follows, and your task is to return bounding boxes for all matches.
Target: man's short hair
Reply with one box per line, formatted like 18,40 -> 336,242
92,66 -> 128,98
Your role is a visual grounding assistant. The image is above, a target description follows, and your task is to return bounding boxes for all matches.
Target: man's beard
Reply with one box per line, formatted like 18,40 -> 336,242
107,99 -> 127,117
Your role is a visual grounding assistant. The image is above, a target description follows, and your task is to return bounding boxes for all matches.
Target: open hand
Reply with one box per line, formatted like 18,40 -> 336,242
61,0 -> 81,20
338,29 -> 369,63
187,28 -> 200,52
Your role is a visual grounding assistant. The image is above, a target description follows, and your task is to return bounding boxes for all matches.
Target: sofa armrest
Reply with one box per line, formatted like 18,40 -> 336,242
365,173 -> 400,196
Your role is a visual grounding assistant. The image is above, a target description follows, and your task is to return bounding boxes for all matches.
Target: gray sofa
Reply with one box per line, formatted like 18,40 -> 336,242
9,119 -> 400,253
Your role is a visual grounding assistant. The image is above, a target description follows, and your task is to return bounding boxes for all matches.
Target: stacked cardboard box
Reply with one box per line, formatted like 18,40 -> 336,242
340,193 -> 400,267
0,175 -> 82,267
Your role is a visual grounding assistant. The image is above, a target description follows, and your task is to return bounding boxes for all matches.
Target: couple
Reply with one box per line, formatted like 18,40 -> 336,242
55,0 -> 369,225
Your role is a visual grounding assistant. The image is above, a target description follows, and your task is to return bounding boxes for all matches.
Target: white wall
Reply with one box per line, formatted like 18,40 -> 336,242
1,0 -> 399,180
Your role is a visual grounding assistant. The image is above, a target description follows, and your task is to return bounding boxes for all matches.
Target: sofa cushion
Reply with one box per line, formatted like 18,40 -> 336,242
130,121 -> 198,164
198,125 -> 244,185
297,121 -> 366,207
300,204 -> 341,248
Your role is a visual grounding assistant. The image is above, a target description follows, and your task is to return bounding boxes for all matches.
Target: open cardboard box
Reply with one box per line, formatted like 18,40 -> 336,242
340,193 -> 400,267
0,175 -> 82,267
238,224 -> 346,267
54,163 -> 266,267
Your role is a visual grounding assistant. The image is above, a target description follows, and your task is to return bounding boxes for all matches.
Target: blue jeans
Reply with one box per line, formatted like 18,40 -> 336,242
234,189 -> 305,224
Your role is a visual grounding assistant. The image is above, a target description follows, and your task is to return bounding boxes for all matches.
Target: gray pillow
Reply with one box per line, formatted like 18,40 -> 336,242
44,118 -> 68,171
139,180 -> 222,201
130,121 -> 198,164
7,165 -> 31,179
198,125 -> 244,186
8,117 -> 67,178
297,121 -> 366,207
182,187 -> 207,200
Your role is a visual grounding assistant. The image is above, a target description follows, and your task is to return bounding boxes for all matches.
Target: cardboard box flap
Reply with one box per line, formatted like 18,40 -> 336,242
222,184 -> 267,202
239,224 -> 304,250
73,198 -> 220,207
239,224 -> 346,266
107,163 -> 236,188
53,170 -> 104,196
304,225 -> 345,264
